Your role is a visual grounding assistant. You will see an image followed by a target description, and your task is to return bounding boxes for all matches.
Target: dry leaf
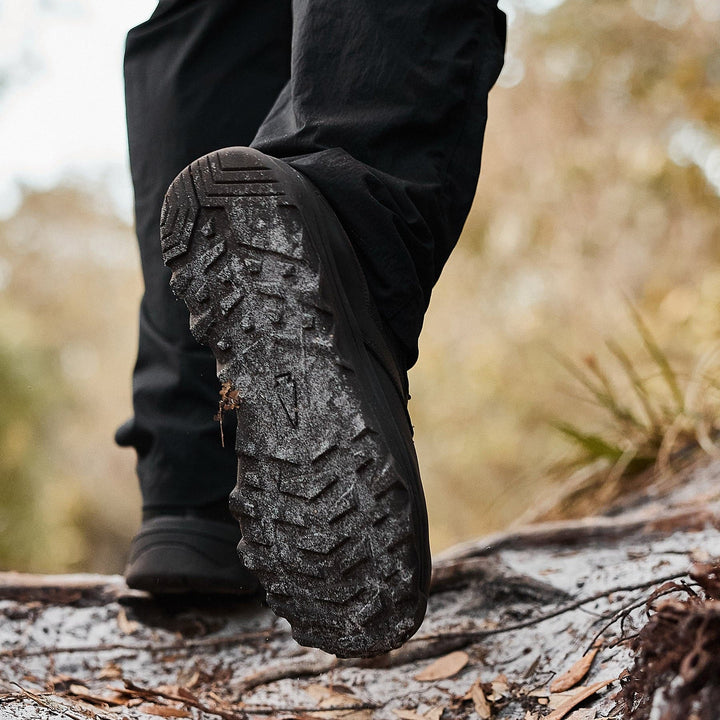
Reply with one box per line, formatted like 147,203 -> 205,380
175,687 -> 200,704
97,663 -> 123,680
207,690 -> 229,706
488,674 -> 509,701
48,674 -> 87,691
550,642 -> 602,693
470,680 -> 492,720
567,710 -> 596,720
527,689 -> 550,699
548,690 -> 582,710
140,704 -> 192,718
184,672 -> 200,689
117,607 -> 139,635
414,651 -> 469,681
305,683 -> 371,720
65,684 -> 126,708
306,684 -> 333,701
424,708 -> 444,720
305,684 -> 361,703
492,673 -> 509,694
545,678 -> 615,720
69,684 -> 90,695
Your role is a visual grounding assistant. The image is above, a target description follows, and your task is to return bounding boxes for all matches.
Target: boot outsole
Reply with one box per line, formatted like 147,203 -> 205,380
161,147 -> 427,657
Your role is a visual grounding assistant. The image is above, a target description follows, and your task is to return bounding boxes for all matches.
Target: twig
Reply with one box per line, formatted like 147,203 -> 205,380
238,652 -> 337,692
123,681 -> 379,718
0,627 -> 286,659
123,681 -> 248,720
430,556 -> 570,603
11,683 -> 115,720
436,507 -> 718,563
0,692 -> 27,704
608,632 -> 640,649
236,572 -> 690,692
239,623 -> 476,691
584,579 -> 699,652
583,588 -> 675,654
0,573 -> 142,606
243,703 -> 379,716
355,628 -> 475,669
405,570 -> 689,647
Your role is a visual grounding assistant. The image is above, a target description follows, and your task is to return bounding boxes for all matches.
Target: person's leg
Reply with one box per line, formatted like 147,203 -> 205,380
253,0 -> 507,365
119,0 -> 292,592
160,0 -> 505,647
119,0 -> 292,510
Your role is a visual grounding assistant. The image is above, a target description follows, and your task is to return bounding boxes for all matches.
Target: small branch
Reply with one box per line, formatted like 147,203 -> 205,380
583,579 -> 700,653
0,573 -> 144,606
238,652 -> 336,692
235,571 -> 690,691
123,681 -> 249,720
238,627 -> 475,692
243,703 -> 380,716
354,627 -> 476,669
583,584 -> 685,653
406,570 -> 689,647
123,681 -> 378,718
11,683 -> 115,720
437,507 -> 718,563
430,556 -> 571,604
0,627 -> 286,659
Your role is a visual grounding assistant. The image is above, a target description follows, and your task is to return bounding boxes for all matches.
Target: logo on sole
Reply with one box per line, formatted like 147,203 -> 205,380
274,372 -> 298,427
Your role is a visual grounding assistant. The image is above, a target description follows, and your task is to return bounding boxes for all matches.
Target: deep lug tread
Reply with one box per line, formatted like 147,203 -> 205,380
162,147 -> 424,658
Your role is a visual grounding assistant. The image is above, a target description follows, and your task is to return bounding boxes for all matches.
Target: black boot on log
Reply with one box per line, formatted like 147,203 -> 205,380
124,501 -> 261,596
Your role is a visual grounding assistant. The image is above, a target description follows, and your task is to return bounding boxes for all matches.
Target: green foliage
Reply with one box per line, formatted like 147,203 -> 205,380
554,310 -> 720,484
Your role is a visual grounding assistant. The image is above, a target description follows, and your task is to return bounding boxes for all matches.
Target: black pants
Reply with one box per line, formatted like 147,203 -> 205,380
118,0 -> 506,510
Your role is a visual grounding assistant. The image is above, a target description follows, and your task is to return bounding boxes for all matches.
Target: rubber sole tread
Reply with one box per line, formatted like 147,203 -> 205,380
161,147 -> 424,657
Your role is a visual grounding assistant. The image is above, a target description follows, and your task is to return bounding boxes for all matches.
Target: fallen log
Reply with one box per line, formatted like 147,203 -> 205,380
3,457 -> 720,719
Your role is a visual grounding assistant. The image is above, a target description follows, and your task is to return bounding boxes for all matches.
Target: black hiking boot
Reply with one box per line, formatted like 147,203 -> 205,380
125,501 -> 261,596
160,147 -> 431,657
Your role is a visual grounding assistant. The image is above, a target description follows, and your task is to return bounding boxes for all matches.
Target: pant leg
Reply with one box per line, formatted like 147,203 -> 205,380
252,0 -> 506,366
118,0 -> 292,509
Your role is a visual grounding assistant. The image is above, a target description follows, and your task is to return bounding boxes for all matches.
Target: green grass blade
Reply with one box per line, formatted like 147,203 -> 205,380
627,304 -> 685,413
606,339 -> 660,429
552,420 -> 626,463
554,351 -> 645,430
553,352 -> 618,410
583,353 -> 647,430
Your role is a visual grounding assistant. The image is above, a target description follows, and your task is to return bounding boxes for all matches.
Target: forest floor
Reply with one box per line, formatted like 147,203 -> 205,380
3,454 -> 720,720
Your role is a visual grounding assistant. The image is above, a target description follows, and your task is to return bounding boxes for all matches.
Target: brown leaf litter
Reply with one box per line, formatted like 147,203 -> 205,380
413,650 -> 469,681
468,678 -> 492,719
545,679 -> 615,720
618,561 -> 720,720
550,640 -> 603,693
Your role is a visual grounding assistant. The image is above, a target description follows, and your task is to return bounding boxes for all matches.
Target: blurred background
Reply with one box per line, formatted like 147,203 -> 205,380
1,0 -> 719,573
